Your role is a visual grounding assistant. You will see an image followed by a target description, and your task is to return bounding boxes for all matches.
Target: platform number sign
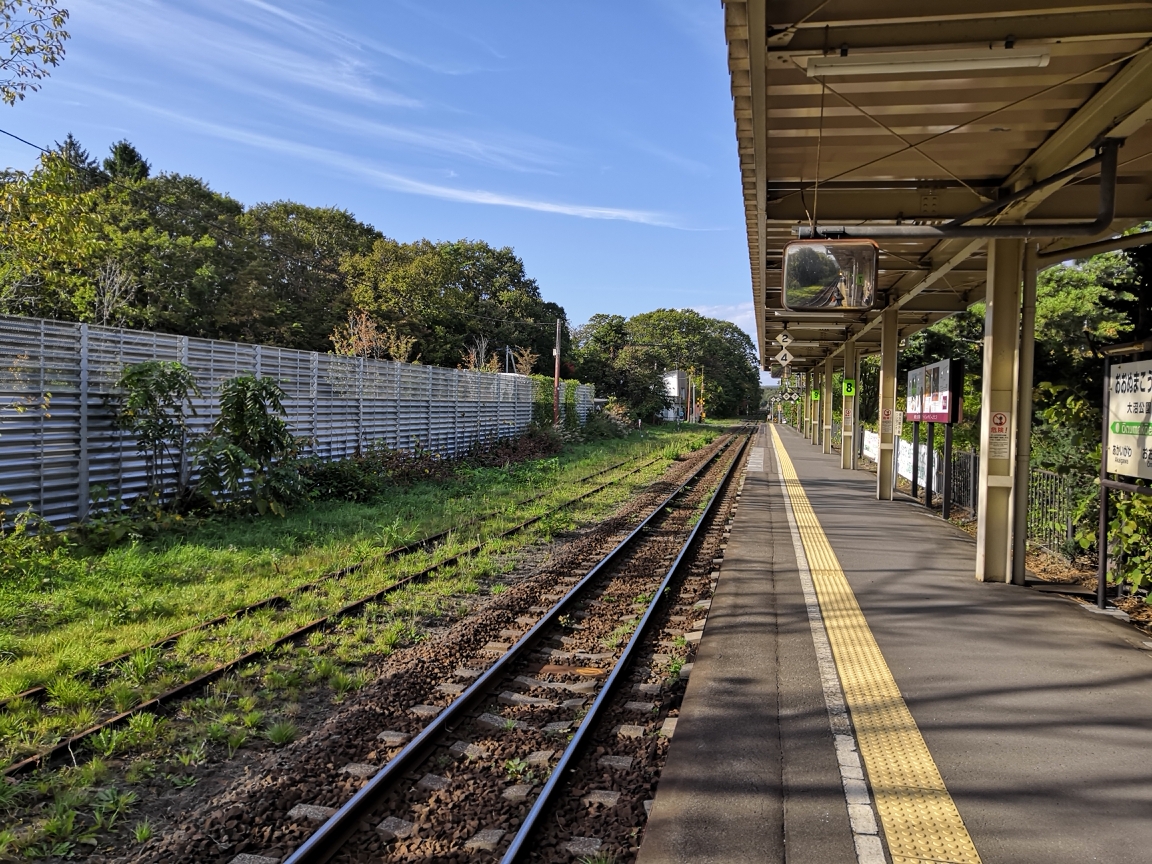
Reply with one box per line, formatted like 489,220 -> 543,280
842,378 -> 856,398
1106,358 -> 1152,480
811,389 -> 820,401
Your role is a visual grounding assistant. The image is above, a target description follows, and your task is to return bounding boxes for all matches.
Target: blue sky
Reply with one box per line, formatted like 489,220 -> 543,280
1,0 -> 764,377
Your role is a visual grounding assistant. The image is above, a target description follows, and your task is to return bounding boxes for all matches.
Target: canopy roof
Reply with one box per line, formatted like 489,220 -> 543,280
723,1 -> 1152,370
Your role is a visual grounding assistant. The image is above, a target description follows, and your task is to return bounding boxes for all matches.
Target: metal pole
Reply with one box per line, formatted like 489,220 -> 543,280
1097,357 -> 1111,608
911,421 -> 920,501
553,319 -> 561,426
1012,243 -> 1038,585
925,422 -> 935,509
942,423 -> 954,520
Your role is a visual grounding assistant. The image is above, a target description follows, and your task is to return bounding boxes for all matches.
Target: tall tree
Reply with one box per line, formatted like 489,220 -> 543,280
103,139 -> 150,182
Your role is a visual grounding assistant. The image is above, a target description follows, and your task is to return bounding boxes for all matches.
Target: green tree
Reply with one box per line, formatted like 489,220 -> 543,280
573,309 -> 759,419
197,376 -> 300,516
114,361 -> 201,504
0,0 -> 69,106
103,140 -> 150,182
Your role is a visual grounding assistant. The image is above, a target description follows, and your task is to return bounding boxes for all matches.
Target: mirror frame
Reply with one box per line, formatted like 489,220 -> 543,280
780,239 -> 879,311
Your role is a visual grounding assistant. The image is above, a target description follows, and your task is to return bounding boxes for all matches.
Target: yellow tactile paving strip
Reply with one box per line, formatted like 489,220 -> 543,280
770,425 -> 982,864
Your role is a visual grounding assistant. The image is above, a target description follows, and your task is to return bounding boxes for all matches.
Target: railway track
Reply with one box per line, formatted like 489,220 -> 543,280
194,430 -> 750,864
2,448 -> 671,777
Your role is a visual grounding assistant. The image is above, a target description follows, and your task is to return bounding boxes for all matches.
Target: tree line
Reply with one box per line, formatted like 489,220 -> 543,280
0,135 -> 761,418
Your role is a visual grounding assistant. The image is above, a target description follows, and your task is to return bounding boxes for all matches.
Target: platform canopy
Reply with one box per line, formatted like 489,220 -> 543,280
723,1 -> 1152,371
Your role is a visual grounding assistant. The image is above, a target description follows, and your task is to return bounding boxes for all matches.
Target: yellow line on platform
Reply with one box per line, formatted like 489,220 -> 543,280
770,425 -> 981,864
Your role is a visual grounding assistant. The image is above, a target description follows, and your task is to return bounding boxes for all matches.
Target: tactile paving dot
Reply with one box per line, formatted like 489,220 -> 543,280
771,427 -> 983,864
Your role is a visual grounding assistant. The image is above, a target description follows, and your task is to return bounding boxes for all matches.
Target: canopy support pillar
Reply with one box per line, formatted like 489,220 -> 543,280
976,238 -> 1023,582
841,341 -> 856,469
877,307 -> 898,500
822,357 -> 834,455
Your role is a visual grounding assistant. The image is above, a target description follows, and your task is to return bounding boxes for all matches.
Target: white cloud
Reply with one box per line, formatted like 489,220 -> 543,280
79,88 -> 675,225
694,301 -> 757,340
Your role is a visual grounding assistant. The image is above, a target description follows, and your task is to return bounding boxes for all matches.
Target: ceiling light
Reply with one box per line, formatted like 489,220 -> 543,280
805,47 -> 1049,78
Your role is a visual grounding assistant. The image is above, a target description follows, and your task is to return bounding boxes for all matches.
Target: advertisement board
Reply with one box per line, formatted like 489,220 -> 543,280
906,368 -> 924,421
1106,358 -> 1152,480
905,359 -> 961,423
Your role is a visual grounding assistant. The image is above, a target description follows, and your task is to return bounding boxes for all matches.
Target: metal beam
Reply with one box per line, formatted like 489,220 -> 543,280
830,239 -> 986,358
749,0 -> 770,358
1003,47 -> 1152,194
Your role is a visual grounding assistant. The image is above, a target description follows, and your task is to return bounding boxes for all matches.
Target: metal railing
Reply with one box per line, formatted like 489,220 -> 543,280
861,431 -> 1080,555
0,315 -> 594,526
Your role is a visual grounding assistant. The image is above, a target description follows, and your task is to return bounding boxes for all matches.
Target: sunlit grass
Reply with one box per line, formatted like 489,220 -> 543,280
0,426 -> 727,768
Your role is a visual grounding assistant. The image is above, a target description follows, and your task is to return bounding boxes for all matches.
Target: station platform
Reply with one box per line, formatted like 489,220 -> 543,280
640,423 -> 1152,864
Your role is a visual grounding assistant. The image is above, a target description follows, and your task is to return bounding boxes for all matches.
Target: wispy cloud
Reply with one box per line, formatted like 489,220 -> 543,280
694,301 -> 758,338
79,87 -> 675,226
79,0 -> 422,106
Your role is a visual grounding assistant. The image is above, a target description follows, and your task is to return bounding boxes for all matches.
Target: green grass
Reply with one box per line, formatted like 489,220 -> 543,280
0,426 -> 727,770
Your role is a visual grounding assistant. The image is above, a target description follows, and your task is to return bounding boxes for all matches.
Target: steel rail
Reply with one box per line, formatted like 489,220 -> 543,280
282,434 -> 744,864
3,450 -> 669,777
500,432 -> 750,862
0,453 -> 654,714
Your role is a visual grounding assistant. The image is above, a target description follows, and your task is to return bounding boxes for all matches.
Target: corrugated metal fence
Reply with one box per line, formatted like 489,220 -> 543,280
0,315 -> 593,525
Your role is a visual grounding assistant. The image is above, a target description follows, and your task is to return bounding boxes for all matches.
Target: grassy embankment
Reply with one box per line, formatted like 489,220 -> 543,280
0,426 -> 719,769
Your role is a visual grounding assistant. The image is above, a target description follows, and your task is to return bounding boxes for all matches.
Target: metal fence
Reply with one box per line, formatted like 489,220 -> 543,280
861,430 -> 1080,554
0,315 -> 594,526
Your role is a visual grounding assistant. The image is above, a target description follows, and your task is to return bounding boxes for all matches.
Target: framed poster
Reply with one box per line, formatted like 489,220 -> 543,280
906,368 -> 924,421
906,359 -> 962,423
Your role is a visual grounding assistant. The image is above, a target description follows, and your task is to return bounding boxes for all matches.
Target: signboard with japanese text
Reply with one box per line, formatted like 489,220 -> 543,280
906,368 -> 924,420
1106,358 -> 1152,480
905,359 -> 962,423
987,410 -> 1012,459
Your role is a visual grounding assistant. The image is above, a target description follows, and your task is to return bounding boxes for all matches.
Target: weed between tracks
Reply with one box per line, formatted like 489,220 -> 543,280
0,427 -> 721,859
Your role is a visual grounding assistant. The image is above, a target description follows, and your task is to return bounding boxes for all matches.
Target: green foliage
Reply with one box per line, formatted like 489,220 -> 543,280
0,1 -> 70,106
573,309 -> 759,420
196,375 -> 301,516
114,360 -> 201,503
265,720 -> 298,746
133,819 -> 153,843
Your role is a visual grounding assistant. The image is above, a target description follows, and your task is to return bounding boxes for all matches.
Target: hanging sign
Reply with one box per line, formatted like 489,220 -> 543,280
776,331 -> 794,347
774,348 -> 794,364
987,410 -> 1012,459
842,378 -> 856,398
1106,359 -> 1152,480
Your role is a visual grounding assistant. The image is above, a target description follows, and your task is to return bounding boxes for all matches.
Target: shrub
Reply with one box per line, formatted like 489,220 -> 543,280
265,720 -> 299,746
196,376 -> 303,516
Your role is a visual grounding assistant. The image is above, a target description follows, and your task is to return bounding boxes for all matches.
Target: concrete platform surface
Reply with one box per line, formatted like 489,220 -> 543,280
640,424 -> 1152,864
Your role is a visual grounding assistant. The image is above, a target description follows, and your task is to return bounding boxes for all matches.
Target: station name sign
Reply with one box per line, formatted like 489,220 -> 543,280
906,359 -> 963,423
1106,358 -> 1152,480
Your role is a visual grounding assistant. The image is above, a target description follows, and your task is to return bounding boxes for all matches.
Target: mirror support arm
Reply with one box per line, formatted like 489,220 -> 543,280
795,139 -> 1120,240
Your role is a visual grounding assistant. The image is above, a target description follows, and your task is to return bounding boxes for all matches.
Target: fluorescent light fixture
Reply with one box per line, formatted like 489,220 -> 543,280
805,47 -> 1049,77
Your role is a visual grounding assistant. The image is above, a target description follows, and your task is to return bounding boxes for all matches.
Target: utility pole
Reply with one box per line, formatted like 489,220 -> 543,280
553,318 -> 561,425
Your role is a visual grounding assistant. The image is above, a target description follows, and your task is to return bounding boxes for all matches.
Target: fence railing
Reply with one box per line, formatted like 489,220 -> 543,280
861,430 -> 1078,554
0,315 -> 594,526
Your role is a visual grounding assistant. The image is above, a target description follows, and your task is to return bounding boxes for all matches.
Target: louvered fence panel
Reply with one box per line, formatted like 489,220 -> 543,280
0,315 -> 591,526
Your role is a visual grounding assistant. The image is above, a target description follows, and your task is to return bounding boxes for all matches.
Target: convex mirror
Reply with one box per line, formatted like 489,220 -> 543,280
782,240 -> 878,311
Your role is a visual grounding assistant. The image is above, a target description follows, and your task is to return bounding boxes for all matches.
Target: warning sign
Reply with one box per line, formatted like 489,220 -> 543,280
987,410 -> 1011,459
843,405 -> 853,422
880,407 -> 893,434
